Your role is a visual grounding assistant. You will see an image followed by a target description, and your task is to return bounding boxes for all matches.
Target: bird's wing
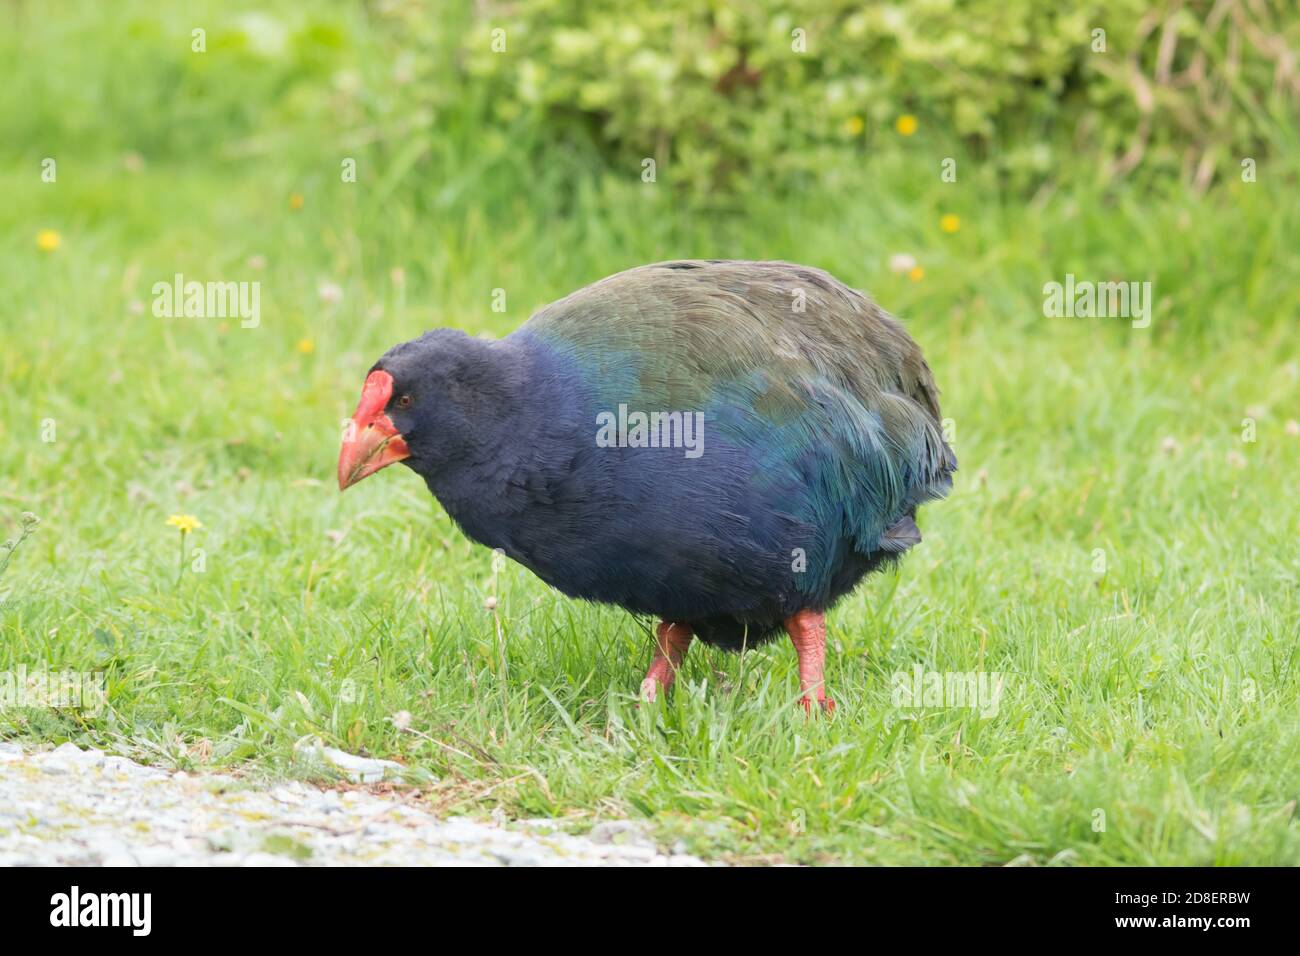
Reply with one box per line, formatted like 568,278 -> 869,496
520,260 -> 956,554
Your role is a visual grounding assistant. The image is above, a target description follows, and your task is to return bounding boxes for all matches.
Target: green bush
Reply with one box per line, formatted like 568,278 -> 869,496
6,1 -> 1294,201
424,0 -> 1297,196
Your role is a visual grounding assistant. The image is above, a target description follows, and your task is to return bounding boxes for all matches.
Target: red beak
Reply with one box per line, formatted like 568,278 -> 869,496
338,370 -> 411,490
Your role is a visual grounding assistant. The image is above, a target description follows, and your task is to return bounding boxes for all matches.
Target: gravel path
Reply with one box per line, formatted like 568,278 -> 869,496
0,742 -> 708,866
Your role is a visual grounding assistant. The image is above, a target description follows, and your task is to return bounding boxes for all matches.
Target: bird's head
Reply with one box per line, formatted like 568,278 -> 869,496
338,329 -> 496,491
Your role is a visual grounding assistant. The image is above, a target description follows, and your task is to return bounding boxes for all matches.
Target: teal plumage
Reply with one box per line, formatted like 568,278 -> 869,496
520,260 -> 954,589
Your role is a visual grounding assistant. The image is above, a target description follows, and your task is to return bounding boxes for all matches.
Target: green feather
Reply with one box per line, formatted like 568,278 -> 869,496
523,260 -> 955,555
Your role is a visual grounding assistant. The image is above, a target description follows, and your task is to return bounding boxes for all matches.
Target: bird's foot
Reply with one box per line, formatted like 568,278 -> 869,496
638,621 -> 693,705
786,611 -> 834,718
800,696 -> 836,716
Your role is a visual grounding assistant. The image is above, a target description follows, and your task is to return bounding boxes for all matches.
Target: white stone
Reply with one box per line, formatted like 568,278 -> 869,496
298,745 -> 406,783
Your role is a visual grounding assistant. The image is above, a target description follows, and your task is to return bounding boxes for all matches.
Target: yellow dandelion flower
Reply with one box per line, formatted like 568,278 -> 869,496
843,115 -> 865,136
37,229 -> 61,252
166,514 -> 203,534
908,265 -> 925,282
940,214 -> 961,233
297,338 -> 315,354
289,193 -> 305,210
895,114 -> 918,136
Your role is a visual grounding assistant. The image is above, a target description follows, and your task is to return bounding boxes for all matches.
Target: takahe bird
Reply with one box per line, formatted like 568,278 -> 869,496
338,260 -> 955,711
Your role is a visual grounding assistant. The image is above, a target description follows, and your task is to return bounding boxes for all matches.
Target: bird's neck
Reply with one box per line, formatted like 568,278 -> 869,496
416,336 -> 577,551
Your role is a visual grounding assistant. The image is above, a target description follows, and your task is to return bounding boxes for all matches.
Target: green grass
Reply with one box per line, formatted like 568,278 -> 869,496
1,2 -> 1298,865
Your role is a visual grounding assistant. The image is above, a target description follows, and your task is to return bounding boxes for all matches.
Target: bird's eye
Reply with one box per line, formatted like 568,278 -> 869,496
396,394 -> 413,409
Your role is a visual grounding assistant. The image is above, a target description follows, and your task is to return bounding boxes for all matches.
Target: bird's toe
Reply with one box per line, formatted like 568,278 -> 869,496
799,696 -> 836,717
639,677 -> 660,703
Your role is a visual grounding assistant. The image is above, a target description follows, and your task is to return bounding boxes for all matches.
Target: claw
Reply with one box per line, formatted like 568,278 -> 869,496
799,696 -> 836,717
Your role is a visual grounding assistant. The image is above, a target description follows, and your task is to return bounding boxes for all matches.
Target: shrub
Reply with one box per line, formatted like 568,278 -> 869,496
426,0 -> 1298,196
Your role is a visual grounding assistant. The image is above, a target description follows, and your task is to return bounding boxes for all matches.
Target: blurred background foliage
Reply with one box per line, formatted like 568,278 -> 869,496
4,0 -> 1298,349
7,0 -> 1297,200
456,0 -> 1300,196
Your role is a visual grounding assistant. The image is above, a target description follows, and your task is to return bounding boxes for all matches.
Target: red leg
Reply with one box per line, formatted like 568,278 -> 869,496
640,621 -> 693,702
784,610 -> 835,714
